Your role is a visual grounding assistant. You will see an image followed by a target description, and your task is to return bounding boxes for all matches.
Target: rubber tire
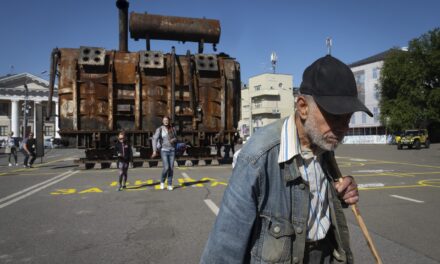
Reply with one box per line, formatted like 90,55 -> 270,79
425,140 -> 430,148
101,162 -> 111,169
85,163 -> 95,170
414,140 -> 420,149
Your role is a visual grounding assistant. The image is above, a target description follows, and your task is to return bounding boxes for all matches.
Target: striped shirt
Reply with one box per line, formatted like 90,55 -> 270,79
278,115 -> 330,241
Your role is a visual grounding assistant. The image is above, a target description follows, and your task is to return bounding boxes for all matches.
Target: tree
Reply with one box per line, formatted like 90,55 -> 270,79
380,28 -> 440,133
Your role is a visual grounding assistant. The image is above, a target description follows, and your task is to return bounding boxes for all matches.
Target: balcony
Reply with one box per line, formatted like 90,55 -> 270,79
251,90 -> 280,98
252,107 -> 280,115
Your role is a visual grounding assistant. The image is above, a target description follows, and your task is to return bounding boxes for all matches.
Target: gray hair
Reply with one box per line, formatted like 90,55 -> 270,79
296,94 -> 318,111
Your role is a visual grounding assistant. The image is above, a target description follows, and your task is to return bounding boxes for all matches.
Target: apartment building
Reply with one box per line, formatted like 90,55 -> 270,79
239,73 -> 294,139
346,49 -> 394,143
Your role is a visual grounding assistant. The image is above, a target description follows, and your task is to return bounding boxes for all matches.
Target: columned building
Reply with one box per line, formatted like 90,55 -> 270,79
0,73 -> 58,141
239,73 -> 294,140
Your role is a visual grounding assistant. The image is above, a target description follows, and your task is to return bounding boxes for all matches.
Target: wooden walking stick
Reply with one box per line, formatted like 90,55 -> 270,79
328,153 -> 383,264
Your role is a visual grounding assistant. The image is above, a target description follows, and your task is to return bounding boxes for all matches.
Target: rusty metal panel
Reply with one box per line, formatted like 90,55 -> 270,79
114,52 -> 137,84
58,49 -> 79,131
219,58 -> 239,131
135,72 -> 141,129
107,53 -> 114,131
197,78 -> 222,130
141,73 -> 169,130
78,74 -> 109,130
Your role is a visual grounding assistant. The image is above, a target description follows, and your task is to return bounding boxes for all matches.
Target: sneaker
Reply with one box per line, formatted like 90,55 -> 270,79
23,165 -> 28,168
29,165 -> 34,168
8,163 -> 12,167
167,185 -> 173,191
117,186 -> 123,191
15,163 -> 18,166
160,183 -> 165,190
122,185 -> 127,189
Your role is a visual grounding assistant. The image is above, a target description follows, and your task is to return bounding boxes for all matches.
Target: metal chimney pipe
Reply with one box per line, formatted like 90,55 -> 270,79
116,0 -> 129,52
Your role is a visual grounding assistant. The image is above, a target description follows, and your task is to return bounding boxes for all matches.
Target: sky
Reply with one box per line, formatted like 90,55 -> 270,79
1,0 -> 439,87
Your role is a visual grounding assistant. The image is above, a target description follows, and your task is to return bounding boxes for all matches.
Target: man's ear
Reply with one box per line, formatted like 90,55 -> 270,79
296,96 -> 308,119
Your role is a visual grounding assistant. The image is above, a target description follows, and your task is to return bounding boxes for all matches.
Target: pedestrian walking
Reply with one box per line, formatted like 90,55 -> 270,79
5,132 -> 19,166
22,132 -> 36,168
151,116 -> 177,191
114,131 -> 133,191
201,55 -> 370,263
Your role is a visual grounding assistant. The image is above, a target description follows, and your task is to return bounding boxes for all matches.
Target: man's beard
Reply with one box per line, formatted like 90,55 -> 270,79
303,114 -> 344,152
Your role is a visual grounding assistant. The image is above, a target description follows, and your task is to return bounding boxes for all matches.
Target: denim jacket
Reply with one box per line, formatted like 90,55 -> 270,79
200,118 -> 353,264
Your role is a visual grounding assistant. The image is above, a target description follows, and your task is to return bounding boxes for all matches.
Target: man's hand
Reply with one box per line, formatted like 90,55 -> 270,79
151,151 -> 158,158
333,176 -> 359,205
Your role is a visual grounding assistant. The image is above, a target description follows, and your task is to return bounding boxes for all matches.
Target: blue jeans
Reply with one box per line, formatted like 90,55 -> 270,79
160,149 -> 175,185
118,161 -> 129,187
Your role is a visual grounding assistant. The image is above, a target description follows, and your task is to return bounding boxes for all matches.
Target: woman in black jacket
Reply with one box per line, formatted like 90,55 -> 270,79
114,131 -> 133,191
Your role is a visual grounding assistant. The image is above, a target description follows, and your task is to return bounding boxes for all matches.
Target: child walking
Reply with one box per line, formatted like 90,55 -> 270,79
114,131 -> 133,191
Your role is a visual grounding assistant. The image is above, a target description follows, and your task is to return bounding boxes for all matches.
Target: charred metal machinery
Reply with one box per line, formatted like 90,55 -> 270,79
47,0 -> 241,168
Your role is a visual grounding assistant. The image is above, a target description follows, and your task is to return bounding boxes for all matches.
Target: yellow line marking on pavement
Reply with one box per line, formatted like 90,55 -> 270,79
353,171 -> 440,178
419,179 -> 440,187
338,162 -> 365,168
353,172 -> 414,178
337,156 -> 440,169
0,157 -> 75,176
51,189 -> 76,195
359,185 -> 424,190
359,179 -> 440,190
78,188 -> 103,194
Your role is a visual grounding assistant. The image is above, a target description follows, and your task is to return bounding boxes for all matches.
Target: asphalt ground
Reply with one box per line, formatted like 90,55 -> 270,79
0,144 -> 439,264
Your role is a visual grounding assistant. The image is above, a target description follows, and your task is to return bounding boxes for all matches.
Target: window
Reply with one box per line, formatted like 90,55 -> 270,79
0,126 -> 7,136
44,126 -> 54,136
373,107 -> 379,123
353,71 -> 365,104
0,102 -> 9,116
350,114 -> 356,125
362,113 -> 367,124
254,85 -> 261,91
374,84 -> 381,101
373,67 -> 380,79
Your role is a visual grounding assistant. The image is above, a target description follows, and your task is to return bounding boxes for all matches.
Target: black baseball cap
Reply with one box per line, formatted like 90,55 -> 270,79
299,55 -> 373,117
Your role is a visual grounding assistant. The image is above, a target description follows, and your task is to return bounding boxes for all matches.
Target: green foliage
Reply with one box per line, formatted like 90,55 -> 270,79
380,28 -> 440,131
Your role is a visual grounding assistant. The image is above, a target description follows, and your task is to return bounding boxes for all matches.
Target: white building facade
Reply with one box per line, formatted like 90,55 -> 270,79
239,73 -> 294,139
0,73 -> 59,141
345,50 -> 392,144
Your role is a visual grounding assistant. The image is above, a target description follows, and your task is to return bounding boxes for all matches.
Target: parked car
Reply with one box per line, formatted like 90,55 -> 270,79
397,129 -> 430,149
44,138 -> 53,149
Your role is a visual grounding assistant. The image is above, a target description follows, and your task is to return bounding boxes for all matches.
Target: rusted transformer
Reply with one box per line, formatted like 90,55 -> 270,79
47,0 -> 241,168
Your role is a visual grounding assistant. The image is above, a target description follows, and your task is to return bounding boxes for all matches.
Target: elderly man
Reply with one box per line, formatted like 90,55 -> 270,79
200,55 -> 373,264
